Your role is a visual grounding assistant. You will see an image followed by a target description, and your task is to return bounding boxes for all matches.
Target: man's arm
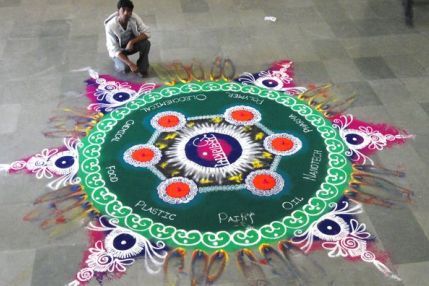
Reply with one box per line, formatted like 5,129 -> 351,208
125,33 -> 148,50
134,13 -> 151,38
125,13 -> 150,51
105,25 -> 122,58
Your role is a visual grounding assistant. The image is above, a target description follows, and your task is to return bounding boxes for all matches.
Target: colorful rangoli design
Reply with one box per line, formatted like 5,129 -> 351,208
1,59 -> 414,285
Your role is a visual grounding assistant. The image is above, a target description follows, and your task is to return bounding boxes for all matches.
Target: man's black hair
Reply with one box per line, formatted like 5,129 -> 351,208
117,0 -> 134,10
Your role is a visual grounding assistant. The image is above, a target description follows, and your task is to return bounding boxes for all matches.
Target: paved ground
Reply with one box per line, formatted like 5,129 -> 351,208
0,0 -> 429,285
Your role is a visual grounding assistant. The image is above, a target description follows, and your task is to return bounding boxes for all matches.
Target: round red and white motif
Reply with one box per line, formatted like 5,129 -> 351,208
76,267 -> 94,282
151,111 -> 186,132
264,133 -> 302,156
339,236 -> 366,257
123,144 -> 161,167
224,106 -> 261,126
158,177 -> 198,204
245,170 -> 284,196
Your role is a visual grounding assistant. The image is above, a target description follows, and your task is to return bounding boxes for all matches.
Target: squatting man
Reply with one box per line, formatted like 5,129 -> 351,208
105,0 -> 151,77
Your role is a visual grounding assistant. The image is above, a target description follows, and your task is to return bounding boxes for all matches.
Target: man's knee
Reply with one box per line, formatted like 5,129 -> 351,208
141,39 -> 151,47
136,39 -> 151,52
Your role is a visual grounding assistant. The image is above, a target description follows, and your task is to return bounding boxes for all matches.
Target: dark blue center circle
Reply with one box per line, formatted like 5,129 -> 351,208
345,133 -> 365,145
317,219 -> 341,236
185,132 -> 243,168
113,233 -> 137,251
262,78 -> 279,88
113,92 -> 131,102
54,156 -> 75,168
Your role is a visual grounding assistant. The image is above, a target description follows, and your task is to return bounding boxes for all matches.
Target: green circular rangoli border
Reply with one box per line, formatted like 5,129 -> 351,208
78,81 -> 352,252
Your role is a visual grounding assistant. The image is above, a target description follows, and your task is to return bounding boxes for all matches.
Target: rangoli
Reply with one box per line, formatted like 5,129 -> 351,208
0,59 -> 413,285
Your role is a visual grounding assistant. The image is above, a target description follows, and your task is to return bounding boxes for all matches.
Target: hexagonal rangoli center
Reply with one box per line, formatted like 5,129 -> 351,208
123,106 -> 302,204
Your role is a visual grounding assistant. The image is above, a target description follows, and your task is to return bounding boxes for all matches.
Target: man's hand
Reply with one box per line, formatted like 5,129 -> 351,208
128,62 -> 138,73
125,40 -> 135,51
117,52 -> 137,72
126,34 -> 148,51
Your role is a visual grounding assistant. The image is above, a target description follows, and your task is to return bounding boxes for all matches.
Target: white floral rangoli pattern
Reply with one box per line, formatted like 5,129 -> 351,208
68,216 -> 167,286
293,200 -> 401,281
0,137 -> 81,190
87,70 -> 156,112
333,114 -> 414,164
237,61 -> 307,95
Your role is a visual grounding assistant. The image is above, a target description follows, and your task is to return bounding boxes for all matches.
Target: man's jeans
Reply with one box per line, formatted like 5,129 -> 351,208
113,39 -> 151,73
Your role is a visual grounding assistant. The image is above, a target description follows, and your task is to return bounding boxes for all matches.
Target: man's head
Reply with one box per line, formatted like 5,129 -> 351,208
117,0 -> 134,23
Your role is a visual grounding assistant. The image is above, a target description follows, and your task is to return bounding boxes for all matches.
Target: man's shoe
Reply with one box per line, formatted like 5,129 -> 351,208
140,71 -> 149,78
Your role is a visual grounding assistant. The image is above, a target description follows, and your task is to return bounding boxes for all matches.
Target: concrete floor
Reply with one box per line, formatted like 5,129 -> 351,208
0,0 -> 429,285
